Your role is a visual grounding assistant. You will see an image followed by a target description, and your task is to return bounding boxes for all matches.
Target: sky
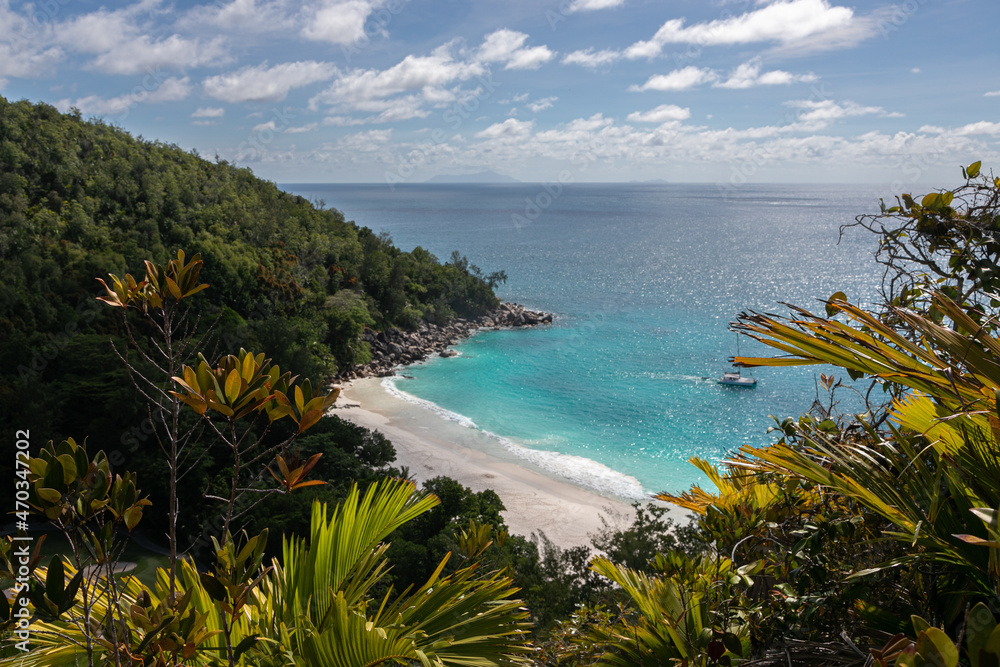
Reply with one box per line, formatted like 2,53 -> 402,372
1,0 -> 998,185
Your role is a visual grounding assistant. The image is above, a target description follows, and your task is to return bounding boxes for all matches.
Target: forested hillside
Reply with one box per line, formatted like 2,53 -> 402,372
0,95 -> 499,448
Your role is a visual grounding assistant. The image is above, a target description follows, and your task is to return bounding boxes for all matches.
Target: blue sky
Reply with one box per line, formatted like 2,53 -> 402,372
1,0 -> 997,185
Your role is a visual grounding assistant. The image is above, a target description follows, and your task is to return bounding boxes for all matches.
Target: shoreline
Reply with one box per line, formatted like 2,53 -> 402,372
336,302 -> 553,381
334,377 -> 661,548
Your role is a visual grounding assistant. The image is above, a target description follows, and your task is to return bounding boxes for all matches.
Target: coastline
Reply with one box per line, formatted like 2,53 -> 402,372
334,377 -> 646,548
336,302 -> 553,381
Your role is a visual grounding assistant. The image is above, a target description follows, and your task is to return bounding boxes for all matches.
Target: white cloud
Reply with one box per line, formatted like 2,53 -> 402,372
624,0 -> 867,60
654,0 -> 852,45
476,118 -> 533,139
301,0 -> 397,45
505,45 -> 554,70
285,123 -> 318,133
192,107 -> 225,118
57,76 -> 191,116
565,113 -> 614,132
311,43 -> 484,115
565,0 -> 625,12
714,58 -> 817,89
627,104 -> 690,123
562,49 -> 620,68
787,99 -> 902,127
918,121 -> 1000,136
181,0 -> 294,33
477,29 -> 527,63
253,120 -> 277,132
364,96 -> 433,122
477,29 -> 554,70
321,95 -> 433,124
90,35 -> 228,75
0,0 -> 65,80
204,61 -> 336,103
986,90 -> 1000,97
323,115 -> 368,126
276,109 -> 994,182
53,10 -> 139,54
623,39 -> 662,61
528,96 -> 557,112
338,128 -> 393,150
630,66 -> 716,92
0,44 -> 63,80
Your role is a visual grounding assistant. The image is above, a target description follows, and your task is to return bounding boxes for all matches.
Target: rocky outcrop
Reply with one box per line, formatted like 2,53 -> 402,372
336,302 -> 553,380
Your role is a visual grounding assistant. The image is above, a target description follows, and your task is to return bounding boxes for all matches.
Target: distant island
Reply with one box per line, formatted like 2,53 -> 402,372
426,170 -> 520,183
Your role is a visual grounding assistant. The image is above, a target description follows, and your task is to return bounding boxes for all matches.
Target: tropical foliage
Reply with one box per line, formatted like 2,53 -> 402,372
534,163 -> 1000,666
0,94 -> 502,533
10,92 -> 1000,666
0,95 -> 509,568
1,477 -> 530,666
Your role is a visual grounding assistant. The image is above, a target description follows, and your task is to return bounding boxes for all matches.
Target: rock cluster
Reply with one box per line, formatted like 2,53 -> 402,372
337,302 -> 553,380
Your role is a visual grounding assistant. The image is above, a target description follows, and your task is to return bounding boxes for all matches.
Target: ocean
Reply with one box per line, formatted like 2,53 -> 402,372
283,182 -> 888,499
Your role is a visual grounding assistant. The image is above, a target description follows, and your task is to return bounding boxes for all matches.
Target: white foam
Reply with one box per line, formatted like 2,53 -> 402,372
381,377 -> 479,429
381,377 -> 648,501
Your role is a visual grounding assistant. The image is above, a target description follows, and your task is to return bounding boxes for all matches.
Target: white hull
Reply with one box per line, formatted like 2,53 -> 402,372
718,372 -> 756,387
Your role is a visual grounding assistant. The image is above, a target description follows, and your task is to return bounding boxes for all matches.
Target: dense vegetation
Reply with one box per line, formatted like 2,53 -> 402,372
7,94 -> 1000,667
0,95 -> 504,547
0,94 -> 500,444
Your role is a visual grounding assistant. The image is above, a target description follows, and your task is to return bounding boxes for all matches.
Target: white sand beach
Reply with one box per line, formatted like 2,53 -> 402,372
333,378 -> 649,549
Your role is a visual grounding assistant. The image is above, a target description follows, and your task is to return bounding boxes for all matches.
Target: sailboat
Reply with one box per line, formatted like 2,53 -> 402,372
718,334 -> 757,387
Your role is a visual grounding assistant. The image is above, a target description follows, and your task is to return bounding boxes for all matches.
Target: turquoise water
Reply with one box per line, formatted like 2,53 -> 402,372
284,183 -> 887,497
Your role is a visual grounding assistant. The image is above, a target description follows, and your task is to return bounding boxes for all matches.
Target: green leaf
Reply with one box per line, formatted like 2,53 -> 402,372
36,487 -> 61,504
63,570 -> 83,612
135,615 -> 176,653
826,291 -> 847,317
722,632 -> 743,657
123,506 -> 144,531
984,625 -> 1000,661
45,556 -> 65,605
916,628 -> 958,667
967,603 -> 995,667
921,193 -> 942,209
968,161 -> 982,178
233,634 -> 259,661
43,457 -> 64,492
55,454 -> 77,486
225,368 -> 241,405
199,572 -> 229,602
896,644 -> 916,667
912,615 -> 932,634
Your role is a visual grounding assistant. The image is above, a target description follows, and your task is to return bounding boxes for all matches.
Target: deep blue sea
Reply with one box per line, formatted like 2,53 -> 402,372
282,182 -> 887,497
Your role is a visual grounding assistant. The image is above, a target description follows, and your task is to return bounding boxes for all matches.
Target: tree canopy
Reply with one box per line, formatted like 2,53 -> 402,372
0,94 -> 500,478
